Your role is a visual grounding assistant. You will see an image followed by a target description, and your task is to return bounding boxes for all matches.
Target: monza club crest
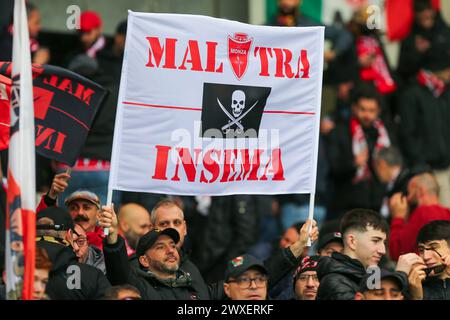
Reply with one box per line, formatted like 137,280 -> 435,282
227,33 -> 253,80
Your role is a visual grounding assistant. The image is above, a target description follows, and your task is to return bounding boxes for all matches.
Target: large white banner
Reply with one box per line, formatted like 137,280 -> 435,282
109,11 -> 324,196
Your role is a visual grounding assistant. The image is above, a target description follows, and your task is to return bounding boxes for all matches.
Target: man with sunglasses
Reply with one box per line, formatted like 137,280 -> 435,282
408,220 -> 450,300
223,254 -> 269,300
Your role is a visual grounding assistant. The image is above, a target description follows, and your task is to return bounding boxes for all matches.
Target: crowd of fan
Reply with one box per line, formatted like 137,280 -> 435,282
0,0 -> 450,300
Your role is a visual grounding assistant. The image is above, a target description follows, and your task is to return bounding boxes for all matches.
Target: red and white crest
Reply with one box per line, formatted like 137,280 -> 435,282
227,33 -> 253,80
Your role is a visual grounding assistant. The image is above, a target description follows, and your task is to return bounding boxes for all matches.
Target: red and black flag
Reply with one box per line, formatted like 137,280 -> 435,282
0,61 -> 108,166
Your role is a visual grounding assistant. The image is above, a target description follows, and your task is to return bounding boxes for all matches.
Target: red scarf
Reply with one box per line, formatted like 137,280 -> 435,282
350,117 -> 390,184
417,69 -> 446,97
87,226 -> 105,250
356,36 -> 397,95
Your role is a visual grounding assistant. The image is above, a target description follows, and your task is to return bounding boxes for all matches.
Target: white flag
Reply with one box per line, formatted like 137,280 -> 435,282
109,12 -> 324,196
5,0 -> 36,300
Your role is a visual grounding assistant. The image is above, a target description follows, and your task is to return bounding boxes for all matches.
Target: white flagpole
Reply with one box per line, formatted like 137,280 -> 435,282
104,188 -> 113,236
6,0 -> 36,300
306,193 -> 315,247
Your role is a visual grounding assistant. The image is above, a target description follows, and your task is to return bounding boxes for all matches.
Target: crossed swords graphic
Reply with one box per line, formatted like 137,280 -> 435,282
217,98 -> 259,133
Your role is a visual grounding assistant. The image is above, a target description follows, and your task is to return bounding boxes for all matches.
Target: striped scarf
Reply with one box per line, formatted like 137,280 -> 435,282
350,117 -> 390,184
417,69 -> 446,97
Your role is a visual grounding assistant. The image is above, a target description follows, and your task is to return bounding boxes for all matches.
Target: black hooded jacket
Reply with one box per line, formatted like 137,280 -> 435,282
37,239 -> 111,300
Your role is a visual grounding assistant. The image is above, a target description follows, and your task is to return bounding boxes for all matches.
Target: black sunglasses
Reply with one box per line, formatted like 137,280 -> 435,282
423,248 -> 447,276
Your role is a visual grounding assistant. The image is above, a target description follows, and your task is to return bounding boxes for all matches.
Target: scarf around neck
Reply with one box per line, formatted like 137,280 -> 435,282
417,69 -> 446,97
350,116 -> 390,184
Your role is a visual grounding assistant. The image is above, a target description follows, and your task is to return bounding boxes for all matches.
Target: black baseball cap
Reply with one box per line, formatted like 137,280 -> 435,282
317,231 -> 343,251
136,228 -> 180,258
224,254 -> 268,281
36,207 -> 74,231
359,269 -> 405,293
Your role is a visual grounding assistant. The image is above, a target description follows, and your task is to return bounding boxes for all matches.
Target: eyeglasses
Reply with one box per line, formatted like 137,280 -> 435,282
74,237 -> 88,247
227,275 -> 268,289
297,274 -> 319,282
71,228 -> 88,247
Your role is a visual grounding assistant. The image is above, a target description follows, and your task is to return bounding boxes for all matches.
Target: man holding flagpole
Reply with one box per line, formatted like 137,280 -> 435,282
5,0 -> 36,300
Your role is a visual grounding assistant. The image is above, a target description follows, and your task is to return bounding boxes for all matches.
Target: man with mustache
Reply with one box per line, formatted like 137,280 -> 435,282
35,206 -> 110,299
317,208 -> 408,300
100,203 -> 319,300
104,226 -> 200,300
293,255 -> 321,300
64,190 -> 105,249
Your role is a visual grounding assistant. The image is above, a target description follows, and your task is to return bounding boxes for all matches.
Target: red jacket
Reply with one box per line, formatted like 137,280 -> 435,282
390,204 -> 450,261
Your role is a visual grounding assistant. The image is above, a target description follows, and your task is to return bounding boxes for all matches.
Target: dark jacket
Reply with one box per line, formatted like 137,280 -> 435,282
317,252 -> 367,300
326,121 -> 392,214
317,252 -> 408,300
423,277 -> 450,300
37,239 -> 110,300
398,15 -> 450,83
104,236 -> 212,300
191,195 -> 261,283
398,83 -> 450,170
104,235 -> 301,300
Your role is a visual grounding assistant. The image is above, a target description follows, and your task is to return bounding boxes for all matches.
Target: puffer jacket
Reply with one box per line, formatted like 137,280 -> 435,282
317,252 -> 409,300
317,252 -> 367,300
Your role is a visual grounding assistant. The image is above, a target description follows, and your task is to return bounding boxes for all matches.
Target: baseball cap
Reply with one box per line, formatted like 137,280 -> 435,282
64,190 -> 101,209
317,231 -> 343,251
224,254 -> 268,281
359,269 -> 405,293
80,11 -> 102,32
36,206 -> 74,231
136,228 -> 180,258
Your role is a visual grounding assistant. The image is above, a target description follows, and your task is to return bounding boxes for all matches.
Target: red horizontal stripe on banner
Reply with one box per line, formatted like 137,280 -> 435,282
123,101 -> 315,115
263,110 -> 315,115
48,106 -> 90,131
123,101 -> 202,111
